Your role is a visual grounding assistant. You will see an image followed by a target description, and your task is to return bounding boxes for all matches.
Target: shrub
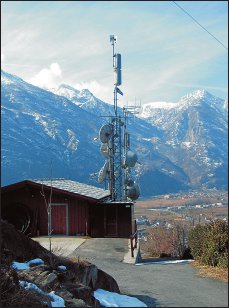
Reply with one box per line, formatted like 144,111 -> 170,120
189,224 -> 207,259
189,219 -> 228,268
218,252 -> 228,268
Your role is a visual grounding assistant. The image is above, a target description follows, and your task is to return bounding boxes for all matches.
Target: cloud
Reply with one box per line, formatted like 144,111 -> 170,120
1,53 -> 6,62
30,63 -> 62,89
2,1 -> 227,102
169,82 -> 228,94
74,80 -> 110,102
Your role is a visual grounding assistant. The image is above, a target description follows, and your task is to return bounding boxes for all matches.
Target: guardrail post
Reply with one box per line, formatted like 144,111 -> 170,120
130,236 -> 134,257
130,221 -> 138,258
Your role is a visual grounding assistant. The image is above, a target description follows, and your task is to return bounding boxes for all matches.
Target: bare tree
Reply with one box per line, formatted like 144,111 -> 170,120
143,223 -> 190,259
40,162 -> 53,266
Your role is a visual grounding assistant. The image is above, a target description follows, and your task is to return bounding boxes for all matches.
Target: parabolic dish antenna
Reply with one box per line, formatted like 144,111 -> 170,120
126,183 -> 140,200
125,150 -> 138,167
125,178 -> 134,187
99,124 -> 112,143
98,161 -> 109,183
100,143 -> 109,158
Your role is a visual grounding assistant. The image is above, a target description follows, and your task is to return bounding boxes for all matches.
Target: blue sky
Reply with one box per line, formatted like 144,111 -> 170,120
1,1 -> 228,105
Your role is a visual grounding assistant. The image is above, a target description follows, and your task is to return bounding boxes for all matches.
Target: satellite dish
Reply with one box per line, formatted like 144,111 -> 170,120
100,143 -> 109,158
98,161 -> 109,183
99,124 -> 112,143
127,183 -> 140,200
125,178 -> 134,187
125,150 -> 138,167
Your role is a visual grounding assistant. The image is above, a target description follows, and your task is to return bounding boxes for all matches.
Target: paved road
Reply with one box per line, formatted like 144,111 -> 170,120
70,238 -> 228,307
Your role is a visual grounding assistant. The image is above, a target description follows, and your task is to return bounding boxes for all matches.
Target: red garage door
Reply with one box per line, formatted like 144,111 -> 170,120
51,204 -> 68,235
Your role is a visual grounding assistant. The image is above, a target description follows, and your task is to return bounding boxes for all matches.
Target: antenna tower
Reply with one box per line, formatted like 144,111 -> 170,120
97,35 -> 140,202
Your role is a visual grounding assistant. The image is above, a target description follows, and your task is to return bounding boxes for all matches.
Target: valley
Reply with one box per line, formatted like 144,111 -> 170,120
135,189 -> 228,242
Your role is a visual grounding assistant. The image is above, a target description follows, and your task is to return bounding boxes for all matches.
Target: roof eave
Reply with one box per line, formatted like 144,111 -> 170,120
2,180 -> 111,202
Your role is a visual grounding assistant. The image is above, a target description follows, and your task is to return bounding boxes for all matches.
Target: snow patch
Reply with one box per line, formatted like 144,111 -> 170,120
19,281 -> 65,307
66,129 -> 79,151
11,258 -> 44,270
19,280 -> 44,293
1,75 -> 14,85
182,141 -> 192,148
48,291 -> 65,307
12,262 -> 29,270
94,289 -> 147,307
143,101 -> 177,110
135,259 -> 194,265
57,265 -> 67,271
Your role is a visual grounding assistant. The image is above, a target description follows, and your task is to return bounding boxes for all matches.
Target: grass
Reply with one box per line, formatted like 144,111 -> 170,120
191,261 -> 228,282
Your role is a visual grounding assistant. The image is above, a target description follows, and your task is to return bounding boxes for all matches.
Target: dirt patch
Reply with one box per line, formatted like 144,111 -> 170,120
191,260 -> 228,282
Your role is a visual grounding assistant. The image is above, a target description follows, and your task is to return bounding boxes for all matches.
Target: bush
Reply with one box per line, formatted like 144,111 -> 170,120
189,219 -> 228,268
188,224 -> 207,259
218,252 -> 228,268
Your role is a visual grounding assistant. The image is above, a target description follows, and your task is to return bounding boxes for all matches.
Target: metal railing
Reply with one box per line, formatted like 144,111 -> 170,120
130,220 -> 138,257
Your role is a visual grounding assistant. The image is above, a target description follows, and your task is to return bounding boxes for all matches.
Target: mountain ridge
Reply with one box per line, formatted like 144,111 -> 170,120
1,69 -> 228,197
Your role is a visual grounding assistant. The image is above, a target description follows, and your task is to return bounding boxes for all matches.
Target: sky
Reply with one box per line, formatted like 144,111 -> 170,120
1,1 -> 228,105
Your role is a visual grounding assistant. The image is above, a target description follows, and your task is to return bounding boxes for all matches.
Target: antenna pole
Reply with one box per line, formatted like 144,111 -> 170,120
97,36 -> 140,203
109,35 -> 124,201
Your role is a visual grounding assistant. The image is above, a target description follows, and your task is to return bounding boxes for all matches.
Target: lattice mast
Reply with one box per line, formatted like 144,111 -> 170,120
97,35 -> 140,202
109,35 -> 124,201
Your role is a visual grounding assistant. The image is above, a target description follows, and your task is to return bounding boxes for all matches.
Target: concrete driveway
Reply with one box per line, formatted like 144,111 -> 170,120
32,236 -> 86,257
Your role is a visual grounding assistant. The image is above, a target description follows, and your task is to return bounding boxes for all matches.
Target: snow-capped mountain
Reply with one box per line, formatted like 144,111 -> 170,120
1,70 -> 107,186
1,70 -> 228,197
138,89 -> 228,189
53,84 -> 115,115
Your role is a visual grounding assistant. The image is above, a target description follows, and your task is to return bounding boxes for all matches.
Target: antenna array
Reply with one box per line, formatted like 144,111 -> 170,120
97,35 -> 140,202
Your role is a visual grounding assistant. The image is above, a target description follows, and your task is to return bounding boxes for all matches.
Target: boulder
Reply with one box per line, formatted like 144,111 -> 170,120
65,298 -> 88,307
65,284 -> 100,307
95,269 -> 120,293
39,272 -> 58,289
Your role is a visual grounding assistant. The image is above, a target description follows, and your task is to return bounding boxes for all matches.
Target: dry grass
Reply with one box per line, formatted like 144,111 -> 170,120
0,284 -> 50,307
192,261 -> 228,282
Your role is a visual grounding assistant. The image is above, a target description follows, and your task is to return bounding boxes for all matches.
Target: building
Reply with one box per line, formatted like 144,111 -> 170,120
1,179 -> 135,238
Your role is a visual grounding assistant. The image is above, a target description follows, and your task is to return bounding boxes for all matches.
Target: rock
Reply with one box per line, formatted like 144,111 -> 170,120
81,264 -> 98,288
65,298 -> 88,307
40,272 -> 58,288
57,289 -> 74,300
17,268 -> 50,289
94,269 -> 120,293
17,268 -> 58,290
72,262 -> 119,292
33,269 -> 49,278
27,264 -> 50,271
64,284 -> 99,307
